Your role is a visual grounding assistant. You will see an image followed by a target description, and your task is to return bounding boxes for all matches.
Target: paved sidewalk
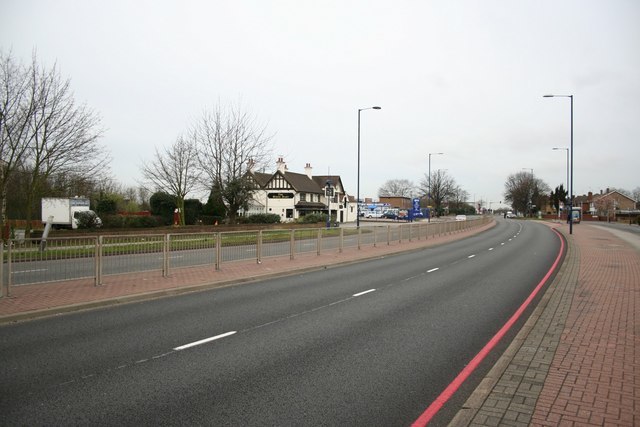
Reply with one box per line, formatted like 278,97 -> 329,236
450,223 -> 639,426
0,221 -> 494,323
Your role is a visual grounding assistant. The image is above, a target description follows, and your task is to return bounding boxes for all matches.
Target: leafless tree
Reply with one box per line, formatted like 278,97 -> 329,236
1,51 -> 108,234
22,54 -> 108,232
0,51 -> 33,230
632,187 -> 640,205
504,171 -> 550,216
419,169 -> 456,216
191,101 -> 273,223
141,136 -> 200,226
378,179 -> 415,198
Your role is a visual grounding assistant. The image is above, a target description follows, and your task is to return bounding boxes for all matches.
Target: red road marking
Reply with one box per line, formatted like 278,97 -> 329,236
412,227 -> 565,426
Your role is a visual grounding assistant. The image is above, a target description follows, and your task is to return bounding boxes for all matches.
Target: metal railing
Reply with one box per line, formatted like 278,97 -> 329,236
1,217 -> 490,296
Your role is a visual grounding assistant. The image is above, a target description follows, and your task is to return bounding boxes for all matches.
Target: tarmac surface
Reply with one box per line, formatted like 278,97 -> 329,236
1,219 -> 638,426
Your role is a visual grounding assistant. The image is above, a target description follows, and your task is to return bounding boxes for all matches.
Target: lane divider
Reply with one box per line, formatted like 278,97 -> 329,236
173,331 -> 237,351
353,289 -> 376,297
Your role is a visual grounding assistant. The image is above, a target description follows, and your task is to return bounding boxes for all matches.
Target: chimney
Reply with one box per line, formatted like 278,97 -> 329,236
304,163 -> 313,178
247,158 -> 255,172
276,157 -> 286,173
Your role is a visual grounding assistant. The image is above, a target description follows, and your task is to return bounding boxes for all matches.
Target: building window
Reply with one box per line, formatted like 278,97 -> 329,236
300,193 -> 306,201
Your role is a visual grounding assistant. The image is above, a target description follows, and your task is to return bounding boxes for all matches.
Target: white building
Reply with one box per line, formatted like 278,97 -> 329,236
245,158 -> 357,223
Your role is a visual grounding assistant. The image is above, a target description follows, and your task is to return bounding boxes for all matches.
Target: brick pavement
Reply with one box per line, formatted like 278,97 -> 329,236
450,223 -> 640,427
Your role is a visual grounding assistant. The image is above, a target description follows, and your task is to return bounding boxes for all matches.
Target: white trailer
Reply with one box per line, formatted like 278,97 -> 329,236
41,197 -> 100,229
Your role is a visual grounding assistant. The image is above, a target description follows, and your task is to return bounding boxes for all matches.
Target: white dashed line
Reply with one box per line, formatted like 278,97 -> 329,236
427,268 -> 439,273
489,248 -> 494,251
174,331 -> 237,351
353,289 -> 376,297
468,254 -> 476,258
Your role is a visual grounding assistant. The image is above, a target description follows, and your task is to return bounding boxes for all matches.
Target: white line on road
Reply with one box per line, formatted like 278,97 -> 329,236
12,269 -> 47,274
353,289 -> 376,297
488,248 -> 494,251
468,254 -> 476,258
174,331 -> 237,351
427,268 -> 439,273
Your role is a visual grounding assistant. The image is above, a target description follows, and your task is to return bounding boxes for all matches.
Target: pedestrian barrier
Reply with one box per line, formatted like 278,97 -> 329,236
0,217 -> 489,297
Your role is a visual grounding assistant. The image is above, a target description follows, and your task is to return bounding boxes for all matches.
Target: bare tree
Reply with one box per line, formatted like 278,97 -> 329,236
419,169 -> 456,216
1,51 -> 108,234
191,101 -> 273,223
0,51 -> 33,230
632,187 -> 640,205
22,54 -> 108,232
504,171 -> 550,215
141,136 -> 200,226
378,179 -> 415,198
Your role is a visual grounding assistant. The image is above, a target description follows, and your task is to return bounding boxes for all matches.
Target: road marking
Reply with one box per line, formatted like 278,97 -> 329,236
468,254 -> 476,258
488,248 -> 494,251
501,242 -> 505,246
353,289 -> 376,297
427,268 -> 439,273
174,331 -> 237,351
12,269 -> 47,274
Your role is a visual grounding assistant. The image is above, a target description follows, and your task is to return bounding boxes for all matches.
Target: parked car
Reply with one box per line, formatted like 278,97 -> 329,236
366,211 -> 384,218
382,209 -> 399,219
506,211 -> 516,218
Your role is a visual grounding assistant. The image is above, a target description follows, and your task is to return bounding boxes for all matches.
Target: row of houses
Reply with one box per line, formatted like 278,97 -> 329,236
574,189 -> 639,220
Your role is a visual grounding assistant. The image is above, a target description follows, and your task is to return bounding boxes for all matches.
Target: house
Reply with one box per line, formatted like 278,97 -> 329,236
575,189 -> 638,221
245,158 -> 356,223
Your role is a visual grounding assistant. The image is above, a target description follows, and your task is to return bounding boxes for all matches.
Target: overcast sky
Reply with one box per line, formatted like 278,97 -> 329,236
2,0 -> 639,208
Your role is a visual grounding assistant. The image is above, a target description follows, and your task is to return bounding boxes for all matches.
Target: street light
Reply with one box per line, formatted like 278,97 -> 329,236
522,168 -> 534,217
553,147 -> 569,218
428,152 -> 444,222
356,106 -> 381,228
544,94 -> 574,234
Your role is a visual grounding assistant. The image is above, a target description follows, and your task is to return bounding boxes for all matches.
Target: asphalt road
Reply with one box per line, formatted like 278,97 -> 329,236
0,218 -> 562,426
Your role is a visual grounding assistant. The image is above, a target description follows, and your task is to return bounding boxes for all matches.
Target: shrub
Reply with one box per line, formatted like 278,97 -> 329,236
101,214 -> 126,229
100,214 -> 162,229
245,213 -> 281,224
297,213 -> 326,224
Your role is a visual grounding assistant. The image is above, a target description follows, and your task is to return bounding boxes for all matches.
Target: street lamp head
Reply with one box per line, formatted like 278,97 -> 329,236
543,94 -> 555,98
372,106 -> 381,110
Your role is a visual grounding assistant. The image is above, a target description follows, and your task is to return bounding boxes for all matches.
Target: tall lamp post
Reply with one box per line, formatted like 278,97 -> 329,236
553,147 -> 569,219
356,106 -> 381,228
427,152 -> 444,222
522,168 -> 534,217
544,94 -> 574,234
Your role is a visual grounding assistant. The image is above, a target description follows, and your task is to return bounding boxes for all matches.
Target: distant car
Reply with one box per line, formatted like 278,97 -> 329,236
382,209 -> 399,219
455,215 -> 467,221
366,211 -> 384,218
506,211 -> 516,218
